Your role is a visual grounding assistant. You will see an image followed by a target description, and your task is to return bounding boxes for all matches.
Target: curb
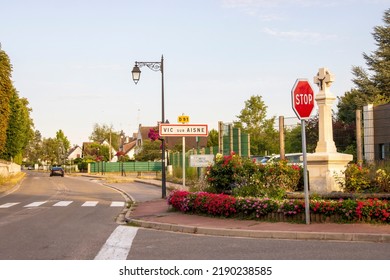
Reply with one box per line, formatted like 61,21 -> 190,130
102,183 -> 134,225
128,219 -> 390,243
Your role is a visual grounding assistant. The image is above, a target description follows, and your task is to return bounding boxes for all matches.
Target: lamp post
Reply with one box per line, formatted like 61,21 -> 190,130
131,55 -> 167,198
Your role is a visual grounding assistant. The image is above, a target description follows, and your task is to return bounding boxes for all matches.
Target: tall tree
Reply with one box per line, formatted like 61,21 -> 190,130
337,8 -> 390,122
1,89 -> 34,162
55,129 -> 70,152
89,123 -> 120,150
0,49 -> 13,154
234,95 -> 278,155
24,130 -> 43,165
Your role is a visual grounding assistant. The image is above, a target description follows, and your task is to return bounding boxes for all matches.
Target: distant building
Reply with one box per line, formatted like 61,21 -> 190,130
66,145 -> 82,161
363,103 -> 390,161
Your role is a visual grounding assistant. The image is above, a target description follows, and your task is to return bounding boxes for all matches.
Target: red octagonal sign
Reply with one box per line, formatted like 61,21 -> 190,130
291,79 -> 315,120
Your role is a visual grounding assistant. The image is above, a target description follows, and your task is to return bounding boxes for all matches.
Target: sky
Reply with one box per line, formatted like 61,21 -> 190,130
1,0 -> 389,146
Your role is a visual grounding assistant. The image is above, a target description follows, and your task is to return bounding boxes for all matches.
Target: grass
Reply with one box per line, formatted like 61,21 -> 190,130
0,172 -> 26,194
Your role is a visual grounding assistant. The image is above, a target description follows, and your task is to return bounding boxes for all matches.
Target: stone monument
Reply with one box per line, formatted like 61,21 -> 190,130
306,68 -> 353,193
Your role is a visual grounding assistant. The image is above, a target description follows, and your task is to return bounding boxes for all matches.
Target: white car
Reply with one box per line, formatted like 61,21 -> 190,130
260,153 -> 303,165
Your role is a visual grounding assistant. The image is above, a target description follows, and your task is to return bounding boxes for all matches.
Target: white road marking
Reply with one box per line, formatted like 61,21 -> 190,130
82,201 -> 99,207
0,202 -> 20,208
94,226 -> 138,260
110,201 -> 125,207
53,201 -> 73,207
24,201 -> 47,207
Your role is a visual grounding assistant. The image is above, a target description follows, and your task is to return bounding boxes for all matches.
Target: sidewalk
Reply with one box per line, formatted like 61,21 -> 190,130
124,179 -> 390,243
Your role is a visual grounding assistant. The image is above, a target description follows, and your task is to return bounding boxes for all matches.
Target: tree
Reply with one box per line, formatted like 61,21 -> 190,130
42,138 -> 60,164
55,129 -> 70,152
24,130 -> 43,165
234,95 -> 278,155
134,139 -> 161,161
89,123 -> 120,150
337,8 -> 390,122
1,89 -> 34,163
207,129 -> 218,147
0,49 -> 13,154
285,113 -> 356,156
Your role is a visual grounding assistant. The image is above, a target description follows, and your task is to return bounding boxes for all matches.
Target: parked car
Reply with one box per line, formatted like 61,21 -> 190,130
261,153 -> 303,165
50,167 -> 64,177
250,155 -> 266,163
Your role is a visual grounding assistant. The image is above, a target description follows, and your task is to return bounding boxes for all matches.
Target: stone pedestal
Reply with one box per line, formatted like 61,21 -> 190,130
308,68 -> 353,193
307,152 -> 352,193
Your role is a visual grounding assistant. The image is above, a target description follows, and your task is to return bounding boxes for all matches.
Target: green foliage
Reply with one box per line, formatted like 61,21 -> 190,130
56,130 -> 70,152
24,130 -> 43,164
0,50 -> 13,154
234,95 -> 278,155
89,123 -> 120,150
1,89 -> 34,161
134,139 -> 161,161
207,129 -> 218,147
0,50 -> 34,160
337,163 -> 390,193
337,8 -> 390,123
205,153 -> 302,199
168,191 -> 390,223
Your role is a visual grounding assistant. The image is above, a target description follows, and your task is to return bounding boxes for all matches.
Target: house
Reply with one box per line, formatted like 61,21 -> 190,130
66,145 -> 82,161
113,139 -> 137,161
363,103 -> 390,161
82,140 -> 117,161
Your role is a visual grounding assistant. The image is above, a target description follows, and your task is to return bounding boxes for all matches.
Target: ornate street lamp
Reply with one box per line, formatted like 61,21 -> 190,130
131,55 -> 167,198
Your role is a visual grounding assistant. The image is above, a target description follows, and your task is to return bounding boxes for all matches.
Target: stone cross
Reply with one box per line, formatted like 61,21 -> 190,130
314,68 -> 335,92
313,67 -> 337,154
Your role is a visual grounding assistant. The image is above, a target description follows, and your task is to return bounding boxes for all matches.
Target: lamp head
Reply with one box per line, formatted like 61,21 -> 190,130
132,64 -> 141,84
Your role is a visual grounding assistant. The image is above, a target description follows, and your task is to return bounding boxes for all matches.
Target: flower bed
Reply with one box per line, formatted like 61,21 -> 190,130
167,190 -> 390,224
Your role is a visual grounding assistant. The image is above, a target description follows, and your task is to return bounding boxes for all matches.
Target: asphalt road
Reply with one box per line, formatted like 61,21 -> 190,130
0,171 -> 125,260
127,228 -> 390,260
1,173 -> 389,261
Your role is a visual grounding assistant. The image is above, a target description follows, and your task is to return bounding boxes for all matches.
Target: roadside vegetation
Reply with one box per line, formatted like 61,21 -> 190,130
0,172 -> 25,194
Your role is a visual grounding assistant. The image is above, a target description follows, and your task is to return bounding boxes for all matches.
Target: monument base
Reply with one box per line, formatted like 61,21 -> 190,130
306,152 -> 353,193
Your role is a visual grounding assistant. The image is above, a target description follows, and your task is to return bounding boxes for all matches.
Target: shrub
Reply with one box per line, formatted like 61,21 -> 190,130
167,190 -> 390,224
205,153 -> 302,198
235,197 -> 278,219
205,152 -> 257,194
338,163 -> 390,193
263,161 -> 302,195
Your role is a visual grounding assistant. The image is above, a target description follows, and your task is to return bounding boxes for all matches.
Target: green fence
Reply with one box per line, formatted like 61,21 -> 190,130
90,161 -> 162,173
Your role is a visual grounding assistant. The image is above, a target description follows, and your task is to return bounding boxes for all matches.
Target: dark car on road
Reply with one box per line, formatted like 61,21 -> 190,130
50,167 -> 64,177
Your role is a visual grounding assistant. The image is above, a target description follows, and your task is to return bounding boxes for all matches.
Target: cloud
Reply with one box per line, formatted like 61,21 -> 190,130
221,0 -> 350,19
262,27 -> 337,43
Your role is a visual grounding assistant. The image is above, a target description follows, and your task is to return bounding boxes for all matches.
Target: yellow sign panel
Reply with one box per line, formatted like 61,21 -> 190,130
178,115 -> 190,123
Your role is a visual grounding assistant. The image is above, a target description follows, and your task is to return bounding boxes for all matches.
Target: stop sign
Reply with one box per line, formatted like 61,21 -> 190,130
291,79 -> 315,120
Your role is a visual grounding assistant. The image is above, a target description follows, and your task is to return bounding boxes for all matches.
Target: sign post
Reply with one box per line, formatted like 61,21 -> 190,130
291,79 -> 315,225
178,115 -> 190,188
160,122 -> 209,189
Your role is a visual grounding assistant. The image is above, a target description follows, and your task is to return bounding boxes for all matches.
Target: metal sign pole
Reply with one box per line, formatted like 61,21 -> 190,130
301,119 -> 310,225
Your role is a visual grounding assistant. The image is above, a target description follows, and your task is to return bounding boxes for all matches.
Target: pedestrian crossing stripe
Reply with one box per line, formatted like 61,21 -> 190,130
110,201 -> 125,207
0,201 -> 125,208
53,201 -> 73,207
0,202 -> 20,208
82,201 -> 99,207
24,201 -> 47,207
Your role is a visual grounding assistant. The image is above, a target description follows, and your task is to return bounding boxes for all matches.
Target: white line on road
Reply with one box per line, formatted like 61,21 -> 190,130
0,202 -> 20,208
24,201 -> 47,207
82,201 -> 99,207
94,226 -> 138,260
110,201 -> 125,207
53,201 -> 73,207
